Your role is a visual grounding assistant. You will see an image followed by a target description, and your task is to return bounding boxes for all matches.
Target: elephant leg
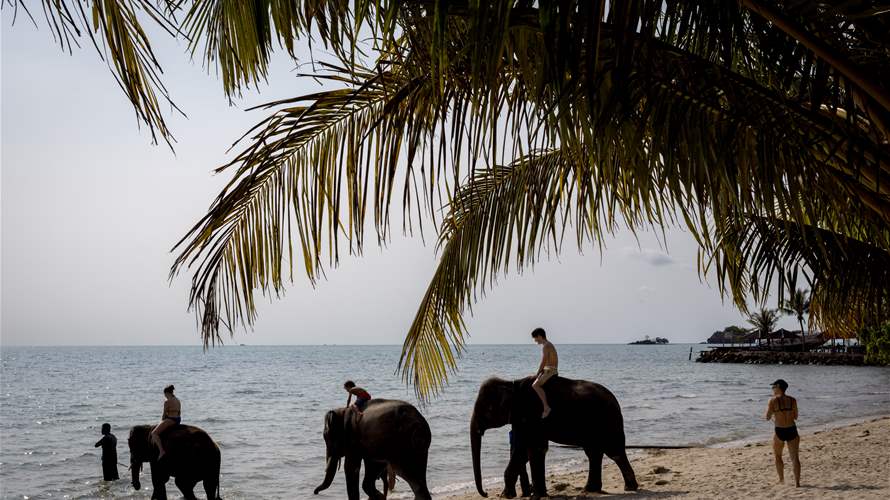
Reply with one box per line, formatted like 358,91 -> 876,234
149,463 -> 168,500
502,445 -> 528,498
361,460 -> 386,500
344,455 -> 362,500
399,454 -> 432,500
204,476 -> 221,500
528,448 -> 548,498
606,448 -> 639,491
583,448 -> 604,493
173,476 -> 198,500
518,461 -> 531,498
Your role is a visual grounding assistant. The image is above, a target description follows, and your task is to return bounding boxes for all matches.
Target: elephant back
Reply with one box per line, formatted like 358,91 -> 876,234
514,375 -> 625,433
152,424 -> 221,467
354,399 -> 431,456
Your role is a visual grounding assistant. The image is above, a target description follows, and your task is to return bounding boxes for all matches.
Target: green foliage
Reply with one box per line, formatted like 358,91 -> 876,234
860,322 -> 890,366
747,308 -> 780,345
13,1 -> 890,398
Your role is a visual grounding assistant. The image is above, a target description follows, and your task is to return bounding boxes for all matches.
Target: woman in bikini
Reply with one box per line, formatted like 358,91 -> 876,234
765,379 -> 800,487
150,384 -> 181,459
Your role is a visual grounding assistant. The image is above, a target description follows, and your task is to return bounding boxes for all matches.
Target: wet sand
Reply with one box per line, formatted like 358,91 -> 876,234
447,416 -> 890,499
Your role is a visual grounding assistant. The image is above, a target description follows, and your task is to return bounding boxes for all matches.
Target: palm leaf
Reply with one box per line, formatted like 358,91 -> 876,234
6,0 -> 184,144
170,63 -> 439,345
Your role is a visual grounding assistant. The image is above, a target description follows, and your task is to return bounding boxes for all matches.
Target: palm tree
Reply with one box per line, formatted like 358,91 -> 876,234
780,288 -> 811,352
12,1 -> 890,397
748,308 -> 780,348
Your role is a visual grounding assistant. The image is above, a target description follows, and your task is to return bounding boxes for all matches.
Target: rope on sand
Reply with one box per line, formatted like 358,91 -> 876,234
554,444 -> 696,450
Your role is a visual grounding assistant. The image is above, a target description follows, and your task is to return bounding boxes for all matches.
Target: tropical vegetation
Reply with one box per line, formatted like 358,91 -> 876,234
7,1 -> 890,396
780,288 -> 811,351
747,308 -> 781,347
860,322 -> 890,365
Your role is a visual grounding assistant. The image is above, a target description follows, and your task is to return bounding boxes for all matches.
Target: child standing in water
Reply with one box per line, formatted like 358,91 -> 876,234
344,381 -> 372,412
150,384 -> 181,459
94,423 -> 119,481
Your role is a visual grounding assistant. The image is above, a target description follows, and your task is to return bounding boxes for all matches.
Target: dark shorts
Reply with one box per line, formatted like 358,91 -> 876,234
355,398 -> 369,411
775,425 -> 799,442
165,416 -> 181,425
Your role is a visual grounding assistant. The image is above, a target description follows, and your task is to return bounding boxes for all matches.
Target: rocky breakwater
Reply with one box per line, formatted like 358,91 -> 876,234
697,348 -> 867,366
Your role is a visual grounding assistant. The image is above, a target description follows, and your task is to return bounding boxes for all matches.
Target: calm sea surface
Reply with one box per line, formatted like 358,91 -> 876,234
1,344 -> 889,499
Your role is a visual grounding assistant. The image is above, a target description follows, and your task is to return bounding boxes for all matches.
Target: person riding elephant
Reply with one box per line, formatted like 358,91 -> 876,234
471,375 -> 638,497
313,399 -> 432,500
129,424 -> 222,500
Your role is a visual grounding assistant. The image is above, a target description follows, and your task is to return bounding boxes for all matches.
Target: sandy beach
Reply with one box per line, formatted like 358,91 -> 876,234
448,416 -> 890,499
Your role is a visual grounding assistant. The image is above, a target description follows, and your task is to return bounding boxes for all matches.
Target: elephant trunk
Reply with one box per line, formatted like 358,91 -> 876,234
471,418 -> 487,497
313,456 -> 337,494
131,461 -> 142,490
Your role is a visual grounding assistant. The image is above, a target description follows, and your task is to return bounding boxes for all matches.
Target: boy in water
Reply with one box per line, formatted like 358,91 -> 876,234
94,423 -> 119,481
344,380 -> 372,412
531,327 -> 558,418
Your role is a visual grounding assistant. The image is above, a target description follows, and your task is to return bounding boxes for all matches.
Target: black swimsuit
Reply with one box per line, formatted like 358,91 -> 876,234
774,396 -> 798,441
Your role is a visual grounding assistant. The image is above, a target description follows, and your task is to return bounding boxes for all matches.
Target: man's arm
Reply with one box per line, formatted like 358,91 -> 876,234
792,399 -> 798,420
95,437 -> 104,447
764,398 -> 774,420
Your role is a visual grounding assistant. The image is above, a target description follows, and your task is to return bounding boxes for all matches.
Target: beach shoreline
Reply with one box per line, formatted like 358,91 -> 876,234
445,414 -> 890,499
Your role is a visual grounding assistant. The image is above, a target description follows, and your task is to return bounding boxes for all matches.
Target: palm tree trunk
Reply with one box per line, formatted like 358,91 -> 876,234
799,317 -> 806,353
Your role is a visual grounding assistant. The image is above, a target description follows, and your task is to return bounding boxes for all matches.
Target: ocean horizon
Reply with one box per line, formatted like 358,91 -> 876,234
2,344 -> 888,499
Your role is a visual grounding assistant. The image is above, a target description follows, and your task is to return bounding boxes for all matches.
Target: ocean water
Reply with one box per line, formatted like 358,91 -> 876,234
1,344 -> 889,499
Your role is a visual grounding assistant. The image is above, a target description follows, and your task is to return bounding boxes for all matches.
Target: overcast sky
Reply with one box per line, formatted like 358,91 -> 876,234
0,15 -> 798,346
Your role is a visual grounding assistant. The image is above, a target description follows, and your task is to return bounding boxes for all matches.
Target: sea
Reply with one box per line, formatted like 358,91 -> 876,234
1,344 -> 889,499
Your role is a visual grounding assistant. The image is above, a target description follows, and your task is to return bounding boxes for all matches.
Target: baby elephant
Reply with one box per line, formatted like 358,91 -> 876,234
314,399 -> 432,499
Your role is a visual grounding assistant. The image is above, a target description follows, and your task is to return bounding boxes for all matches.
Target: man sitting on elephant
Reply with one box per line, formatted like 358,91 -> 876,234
531,328 -> 559,418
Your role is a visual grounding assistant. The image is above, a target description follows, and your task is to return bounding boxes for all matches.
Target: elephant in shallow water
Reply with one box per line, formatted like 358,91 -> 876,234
128,424 -> 221,500
314,399 -> 432,499
471,375 -> 638,497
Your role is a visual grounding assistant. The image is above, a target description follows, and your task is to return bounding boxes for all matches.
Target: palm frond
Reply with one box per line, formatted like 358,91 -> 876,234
5,0 -> 184,144
400,147 -> 673,397
705,214 -> 890,337
170,64 -> 439,345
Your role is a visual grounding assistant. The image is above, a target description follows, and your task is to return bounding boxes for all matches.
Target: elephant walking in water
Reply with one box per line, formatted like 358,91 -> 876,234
471,376 -> 638,497
129,424 -> 222,500
314,399 -> 432,499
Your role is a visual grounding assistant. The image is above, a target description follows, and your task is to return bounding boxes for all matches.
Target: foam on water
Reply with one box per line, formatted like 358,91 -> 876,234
2,344 -> 889,499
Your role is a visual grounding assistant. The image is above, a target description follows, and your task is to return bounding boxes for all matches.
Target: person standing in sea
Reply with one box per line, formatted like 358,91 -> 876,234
94,423 -> 119,481
765,379 -> 801,487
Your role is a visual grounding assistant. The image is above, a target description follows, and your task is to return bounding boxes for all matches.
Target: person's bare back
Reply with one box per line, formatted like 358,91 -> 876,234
163,397 -> 181,419
540,341 -> 558,370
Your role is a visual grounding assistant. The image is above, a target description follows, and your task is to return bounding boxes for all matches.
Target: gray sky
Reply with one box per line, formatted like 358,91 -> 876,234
0,16 -> 797,346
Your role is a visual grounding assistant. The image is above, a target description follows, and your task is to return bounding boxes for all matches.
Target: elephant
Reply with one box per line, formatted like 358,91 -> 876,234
471,375 -> 639,497
314,399 -> 432,500
128,424 -> 222,500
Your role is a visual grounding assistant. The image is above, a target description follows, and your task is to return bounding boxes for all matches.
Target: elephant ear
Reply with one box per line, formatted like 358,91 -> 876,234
343,407 -> 362,443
